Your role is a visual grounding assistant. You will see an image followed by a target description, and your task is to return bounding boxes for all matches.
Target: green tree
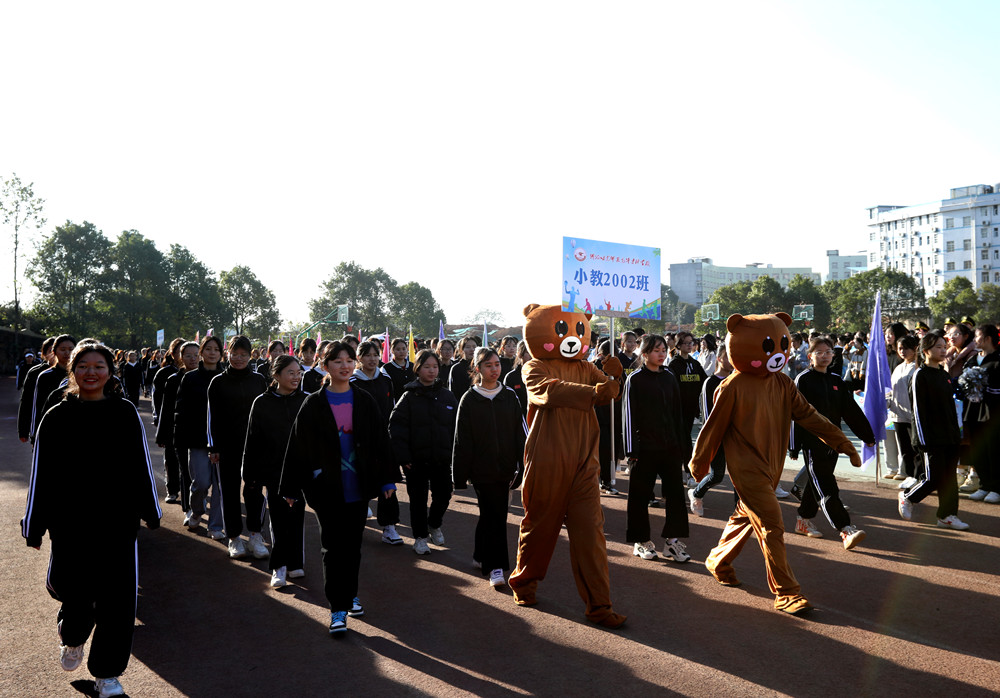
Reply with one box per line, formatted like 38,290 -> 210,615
928,277 -> 979,324
785,274 -> 831,332
219,266 -> 280,340
394,281 -> 447,336
979,284 -> 1000,325
165,244 -> 229,339
0,174 -> 46,330
308,262 -> 400,335
27,220 -> 111,336
829,269 -> 925,331
94,230 -> 170,347
746,275 -> 788,315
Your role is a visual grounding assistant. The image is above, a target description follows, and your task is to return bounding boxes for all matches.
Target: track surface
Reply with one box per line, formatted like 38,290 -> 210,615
1,376 -> 998,697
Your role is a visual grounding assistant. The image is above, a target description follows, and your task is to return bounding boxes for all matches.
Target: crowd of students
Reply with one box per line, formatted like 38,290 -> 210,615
14,314 -> 998,696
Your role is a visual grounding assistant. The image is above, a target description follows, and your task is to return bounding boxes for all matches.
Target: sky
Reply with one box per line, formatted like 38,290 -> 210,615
3,0 -> 1000,331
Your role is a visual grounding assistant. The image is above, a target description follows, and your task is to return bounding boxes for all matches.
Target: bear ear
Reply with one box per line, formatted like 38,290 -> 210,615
523,304 -> 540,318
726,314 -> 743,332
775,312 -> 793,327
584,313 -> 593,321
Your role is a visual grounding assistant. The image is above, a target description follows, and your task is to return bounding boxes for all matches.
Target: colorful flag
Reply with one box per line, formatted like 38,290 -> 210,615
195,330 -> 200,344
382,328 -> 391,363
438,320 -> 445,341
483,320 -> 489,348
358,328 -> 362,342
207,328 -> 214,337
861,291 -> 891,471
317,331 -> 322,346
409,325 -> 416,363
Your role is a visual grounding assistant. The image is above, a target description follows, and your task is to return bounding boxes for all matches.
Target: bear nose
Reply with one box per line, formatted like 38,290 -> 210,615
567,340 -> 577,349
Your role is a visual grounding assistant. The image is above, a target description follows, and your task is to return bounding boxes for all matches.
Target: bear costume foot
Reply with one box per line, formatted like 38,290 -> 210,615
512,586 -> 537,607
706,561 -> 742,587
775,595 -> 813,616
590,611 -> 627,629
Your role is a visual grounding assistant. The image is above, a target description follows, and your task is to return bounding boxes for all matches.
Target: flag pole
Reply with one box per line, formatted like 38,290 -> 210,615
609,315 -> 616,486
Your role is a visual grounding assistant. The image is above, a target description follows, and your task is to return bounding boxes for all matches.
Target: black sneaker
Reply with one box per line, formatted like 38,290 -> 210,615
790,485 -> 803,502
348,597 -> 365,618
329,611 -> 348,636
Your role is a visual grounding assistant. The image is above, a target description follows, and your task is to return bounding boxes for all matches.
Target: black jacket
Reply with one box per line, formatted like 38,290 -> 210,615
121,362 -> 142,405
791,369 -> 875,456
279,386 -> 393,504
448,359 -> 472,402
910,365 -> 962,449
243,389 -> 308,487
961,351 -> 1000,425
151,363 -> 178,421
155,369 -> 186,446
21,395 -> 161,548
502,365 -> 527,417
380,360 -> 414,403
452,386 -> 527,488
173,363 -> 224,449
389,379 -> 458,467
623,366 -> 689,458
31,364 -> 68,441
17,361 -> 50,439
700,373 -> 725,421
16,358 -> 38,390
666,355 -> 707,424
207,365 -> 268,455
301,367 -> 325,394
351,370 -> 395,420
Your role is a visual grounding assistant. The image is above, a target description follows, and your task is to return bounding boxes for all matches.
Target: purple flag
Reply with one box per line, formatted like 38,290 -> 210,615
438,319 -> 445,341
862,291 -> 891,469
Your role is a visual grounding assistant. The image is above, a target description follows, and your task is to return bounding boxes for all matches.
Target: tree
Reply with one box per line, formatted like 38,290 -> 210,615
308,262 -> 399,335
94,230 -> 171,347
394,281 -> 446,336
828,269 -> 925,331
469,309 -> 507,326
785,274 -> 831,332
979,283 -> 1000,325
27,220 -> 111,337
746,275 -> 789,315
0,174 -> 46,330
928,277 -> 978,324
165,244 -> 229,339
219,266 -> 280,340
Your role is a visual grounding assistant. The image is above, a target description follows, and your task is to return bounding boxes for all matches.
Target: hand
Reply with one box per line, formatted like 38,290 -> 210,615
156,442 -> 165,449
402,463 -> 411,470
848,451 -> 862,468
601,356 -> 623,380
383,488 -> 396,499
789,452 -> 798,461
20,437 -> 27,443
864,442 -> 875,449
209,453 -> 220,464
285,497 -> 297,507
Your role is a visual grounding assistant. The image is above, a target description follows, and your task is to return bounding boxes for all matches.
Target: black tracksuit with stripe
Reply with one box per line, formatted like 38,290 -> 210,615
30,364 -> 68,442
17,361 -> 49,440
904,365 -> 961,518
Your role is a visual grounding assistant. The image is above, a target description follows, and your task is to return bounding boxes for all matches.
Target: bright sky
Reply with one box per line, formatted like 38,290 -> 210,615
3,1 -> 999,331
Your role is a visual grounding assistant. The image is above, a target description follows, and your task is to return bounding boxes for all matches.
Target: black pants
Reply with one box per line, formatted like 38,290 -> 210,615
164,445 -> 191,510
405,463 -> 452,539
216,451 -> 245,539
315,499 -> 368,612
797,447 -> 851,530
966,416 -> 995,492
626,449 -> 688,542
376,490 -> 400,526
266,487 -> 305,571
893,423 -> 918,479
49,538 -> 137,679
692,446 -> 726,499
473,482 -> 511,573
904,446 -> 959,519
244,481 -> 267,533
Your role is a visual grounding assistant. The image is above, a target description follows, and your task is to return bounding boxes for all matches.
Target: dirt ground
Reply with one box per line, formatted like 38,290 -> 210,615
1,376 -> 998,697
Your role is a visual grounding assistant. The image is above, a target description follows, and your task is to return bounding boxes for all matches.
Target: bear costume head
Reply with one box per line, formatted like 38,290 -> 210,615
523,303 -> 591,360
725,312 -> 792,376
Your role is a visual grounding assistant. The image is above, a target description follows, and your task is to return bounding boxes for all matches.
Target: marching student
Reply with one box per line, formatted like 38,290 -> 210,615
21,342 -> 161,698
436,338 -> 457,381
789,337 -> 875,550
174,336 -> 225,538
151,338 -> 184,425
888,336 -> 920,487
899,332 -> 969,530
389,350 -> 459,555
16,349 -> 38,391
452,348 -> 527,588
502,340 -> 531,417
155,342 -> 200,508
963,325 -> 1000,504
208,335 -> 269,559
351,340 -> 404,545
29,335 -> 77,443
623,334 -> 691,563
302,339 -> 331,394
667,331 -> 707,489
689,343 -> 734,517
243,354 -> 309,588
498,335 -> 519,377
278,341 -> 396,636
448,336 -> 479,401
257,340 -> 285,382
17,336 -> 55,442
121,351 -> 142,406
380,337 -> 414,403
594,341 -> 623,495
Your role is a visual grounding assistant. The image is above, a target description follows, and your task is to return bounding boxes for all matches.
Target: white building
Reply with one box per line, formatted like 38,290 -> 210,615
866,183 -> 1000,294
826,249 -> 867,282
669,257 -> 821,306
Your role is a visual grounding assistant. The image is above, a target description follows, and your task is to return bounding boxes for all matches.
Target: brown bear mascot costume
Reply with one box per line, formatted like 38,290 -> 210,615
508,303 -> 626,628
689,313 -> 862,615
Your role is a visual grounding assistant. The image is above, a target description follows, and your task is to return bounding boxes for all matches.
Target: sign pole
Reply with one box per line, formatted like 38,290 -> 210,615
609,315 -> 616,486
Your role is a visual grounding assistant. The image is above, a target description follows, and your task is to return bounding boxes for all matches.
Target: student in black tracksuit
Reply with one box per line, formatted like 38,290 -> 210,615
174,337 -> 225,535
352,340 -> 404,545
389,350 -> 459,555
17,337 -> 55,442
380,337 -> 414,403
502,340 -> 531,418
151,339 -> 183,425
666,331 -> 707,446
155,342 -> 200,509
688,343 -> 735,517
279,341 -> 396,636
900,333 -> 969,530
453,348 -> 527,587
436,339 -> 456,390
448,336 -> 479,403
207,335 -> 268,559
21,342 -> 160,696
594,341 -> 624,494
789,337 -> 875,549
623,334 -> 691,564
121,352 -> 142,406
30,335 -> 77,443
16,351 -> 38,390
961,325 -> 1000,502
256,340 -> 286,383
243,355 -> 309,588
144,349 -> 161,398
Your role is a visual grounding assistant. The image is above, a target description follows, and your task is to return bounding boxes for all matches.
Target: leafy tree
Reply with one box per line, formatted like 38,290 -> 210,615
469,308 -> 507,327
165,244 -> 229,339
394,281 -> 446,336
219,266 -> 280,340
928,277 -> 978,324
785,274 -> 831,332
828,269 -> 925,331
979,283 -> 1000,325
746,275 -> 788,315
309,262 -> 399,335
0,174 -> 46,330
27,220 -> 111,337
94,230 -> 170,347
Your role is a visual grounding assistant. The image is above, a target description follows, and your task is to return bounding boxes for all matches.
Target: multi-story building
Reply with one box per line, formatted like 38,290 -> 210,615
669,257 -> 821,306
866,183 -> 1000,294
826,249 -> 867,282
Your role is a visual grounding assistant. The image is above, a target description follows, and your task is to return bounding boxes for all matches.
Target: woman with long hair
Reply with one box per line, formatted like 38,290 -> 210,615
502,340 -> 531,417
448,336 -> 479,401
963,324 -> 1000,504
888,335 -> 920,487
21,342 -> 161,698
436,339 -> 457,382
380,337 -> 414,403
155,341 -> 200,511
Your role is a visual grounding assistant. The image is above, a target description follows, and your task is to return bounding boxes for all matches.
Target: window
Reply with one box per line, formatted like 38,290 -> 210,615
983,272 -> 990,282
870,231 -> 876,240
983,249 -> 989,260
995,250 -> 999,260
963,216 -> 972,227
832,272 -> 839,279
964,260 -> 973,269
947,262 -> 956,271
994,205 -> 998,215
946,241 -> 955,252
946,218 -> 955,229
964,239 -> 972,250
995,272 -> 1000,282
870,252 -> 877,263
832,262 -> 838,268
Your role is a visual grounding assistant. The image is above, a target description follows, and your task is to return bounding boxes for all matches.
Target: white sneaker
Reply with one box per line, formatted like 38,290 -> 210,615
898,491 -> 913,521
184,510 -> 201,529
95,677 -> 125,697
59,644 -> 84,672
688,489 -> 704,517
795,516 -> 823,538
683,472 -> 698,488
775,485 -> 790,499
428,527 -> 445,546
969,489 -> 990,501
381,525 -> 403,545
270,566 -> 287,588
413,537 -> 431,555
840,525 -> 866,551
287,568 -> 305,579
663,539 -> 691,563
959,475 -> 980,493
208,529 -> 226,541
489,569 -> 506,588
228,537 -> 248,559
984,492 -> 1000,504
633,541 -> 658,560
899,477 -> 918,490
937,515 -> 970,530
248,532 -> 269,559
